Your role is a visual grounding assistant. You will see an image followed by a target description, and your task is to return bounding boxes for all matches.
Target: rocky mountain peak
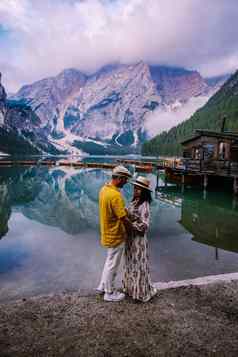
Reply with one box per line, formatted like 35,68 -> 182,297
65,62 -> 160,149
227,70 -> 238,93
15,68 -> 87,103
54,68 -> 87,96
12,68 -> 87,135
0,73 -> 7,102
149,65 -> 209,104
0,72 -> 7,125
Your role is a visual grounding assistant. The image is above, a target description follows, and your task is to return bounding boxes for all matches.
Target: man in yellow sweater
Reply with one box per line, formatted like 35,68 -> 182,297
97,165 -> 132,301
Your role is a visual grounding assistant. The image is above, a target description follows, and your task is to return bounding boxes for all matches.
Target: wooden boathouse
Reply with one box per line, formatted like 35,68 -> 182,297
164,129 -> 238,194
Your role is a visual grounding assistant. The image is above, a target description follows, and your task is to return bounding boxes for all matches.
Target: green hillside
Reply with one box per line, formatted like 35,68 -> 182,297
142,70 -> 238,156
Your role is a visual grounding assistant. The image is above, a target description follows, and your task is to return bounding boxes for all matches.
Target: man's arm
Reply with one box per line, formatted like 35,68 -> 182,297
111,195 -> 133,236
121,214 -> 133,236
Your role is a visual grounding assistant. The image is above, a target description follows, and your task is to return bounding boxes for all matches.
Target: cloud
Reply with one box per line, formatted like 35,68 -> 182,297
144,95 -> 211,137
0,0 -> 238,91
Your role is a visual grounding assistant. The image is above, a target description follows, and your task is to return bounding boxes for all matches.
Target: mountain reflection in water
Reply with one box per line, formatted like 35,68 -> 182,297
0,165 -> 238,301
0,166 -> 113,236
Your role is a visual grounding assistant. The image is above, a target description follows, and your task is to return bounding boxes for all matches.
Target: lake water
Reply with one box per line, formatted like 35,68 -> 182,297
1,158 -> 238,301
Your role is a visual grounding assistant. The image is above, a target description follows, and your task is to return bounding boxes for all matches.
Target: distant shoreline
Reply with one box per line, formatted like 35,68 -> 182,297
2,272 -> 238,305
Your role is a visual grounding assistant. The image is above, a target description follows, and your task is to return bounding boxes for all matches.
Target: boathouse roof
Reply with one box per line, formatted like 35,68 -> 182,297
181,129 -> 238,145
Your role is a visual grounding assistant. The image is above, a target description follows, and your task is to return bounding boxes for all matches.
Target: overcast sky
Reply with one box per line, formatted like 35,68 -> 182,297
0,0 -> 238,92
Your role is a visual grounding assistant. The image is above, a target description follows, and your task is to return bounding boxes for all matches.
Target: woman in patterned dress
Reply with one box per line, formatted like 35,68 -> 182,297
123,176 -> 157,302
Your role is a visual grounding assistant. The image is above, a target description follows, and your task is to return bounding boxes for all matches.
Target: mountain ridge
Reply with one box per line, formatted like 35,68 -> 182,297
1,63 -> 228,155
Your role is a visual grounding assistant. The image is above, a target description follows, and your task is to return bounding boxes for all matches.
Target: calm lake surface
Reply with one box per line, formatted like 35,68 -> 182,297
0,157 -> 238,301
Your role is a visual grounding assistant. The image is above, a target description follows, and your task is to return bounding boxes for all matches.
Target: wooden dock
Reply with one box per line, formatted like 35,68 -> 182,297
0,157 -> 237,177
1,157 -> 238,193
117,159 -> 157,167
0,160 -> 117,169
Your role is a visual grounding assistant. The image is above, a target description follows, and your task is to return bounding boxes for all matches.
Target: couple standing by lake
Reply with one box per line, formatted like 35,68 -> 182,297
97,165 -> 157,302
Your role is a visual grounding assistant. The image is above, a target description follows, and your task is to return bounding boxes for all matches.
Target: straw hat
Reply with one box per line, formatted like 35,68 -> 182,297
112,165 -> 132,178
131,176 -> 152,191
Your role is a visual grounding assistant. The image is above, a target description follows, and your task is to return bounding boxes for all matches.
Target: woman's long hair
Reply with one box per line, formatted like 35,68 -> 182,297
132,187 -> 152,206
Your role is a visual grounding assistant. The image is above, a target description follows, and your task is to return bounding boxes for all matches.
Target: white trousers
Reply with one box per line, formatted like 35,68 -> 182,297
97,242 -> 125,294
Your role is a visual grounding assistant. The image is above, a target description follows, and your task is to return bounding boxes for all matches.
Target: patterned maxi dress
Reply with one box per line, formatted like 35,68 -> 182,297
122,200 -> 157,302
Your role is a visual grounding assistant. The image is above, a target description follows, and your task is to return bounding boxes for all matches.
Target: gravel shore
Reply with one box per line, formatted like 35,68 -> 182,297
1,281 -> 238,356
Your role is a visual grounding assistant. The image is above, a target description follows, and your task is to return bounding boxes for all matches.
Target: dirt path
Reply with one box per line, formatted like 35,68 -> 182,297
1,281 -> 238,356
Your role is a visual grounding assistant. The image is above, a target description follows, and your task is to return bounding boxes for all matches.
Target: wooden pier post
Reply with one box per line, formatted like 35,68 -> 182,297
233,176 -> 238,195
215,228 -> 219,260
181,184 -> 184,194
203,174 -> 208,200
156,169 -> 160,190
203,174 -> 208,189
181,174 -> 185,194
232,195 -> 238,210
